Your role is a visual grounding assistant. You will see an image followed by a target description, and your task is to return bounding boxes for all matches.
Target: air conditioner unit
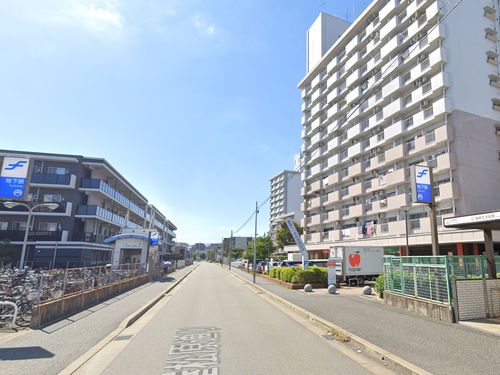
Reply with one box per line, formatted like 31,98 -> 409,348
375,126 -> 381,132
373,31 -> 380,38
378,213 -> 385,218
378,190 -> 385,196
335,221 -> 340,225
351,103 -> 357,109
409,39 -> 415,46
413,80 -> 420,88
420,75 -> 429,83
418,32 -> 425,39
304,151 -> 310,157
367,35 -> 373,42
371,170 -> 378,176
375,106 -> 382,113
351,139 -> 357,145
351,157 -> 358,163
305,137 -> 310,142
409,15 -> 416,24
421,99 -> 431,108
371,148 -> 377,154
376,147 -> 382,152
415,11 -> 423,19
304,166 -> 310,171
412,36 -> 419,43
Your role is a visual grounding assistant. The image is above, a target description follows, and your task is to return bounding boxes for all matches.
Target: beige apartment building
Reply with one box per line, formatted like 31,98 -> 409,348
298,0 -> 500,257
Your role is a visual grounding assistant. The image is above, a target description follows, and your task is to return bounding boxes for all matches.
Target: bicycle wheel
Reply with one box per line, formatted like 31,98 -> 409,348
15,303 -> 32,327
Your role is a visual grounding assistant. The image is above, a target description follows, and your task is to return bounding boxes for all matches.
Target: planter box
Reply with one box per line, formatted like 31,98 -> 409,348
260,274 -> 327,289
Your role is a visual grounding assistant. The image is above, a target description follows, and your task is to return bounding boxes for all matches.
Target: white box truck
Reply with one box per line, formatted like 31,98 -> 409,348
330,246 -> 384,285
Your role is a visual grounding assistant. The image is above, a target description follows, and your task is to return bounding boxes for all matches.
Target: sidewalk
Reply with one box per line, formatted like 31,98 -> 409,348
230,267 -> 500,375
0,265 -> 197,375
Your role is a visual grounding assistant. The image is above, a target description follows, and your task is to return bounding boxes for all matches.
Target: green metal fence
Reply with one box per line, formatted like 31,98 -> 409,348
383,256 -> 500,306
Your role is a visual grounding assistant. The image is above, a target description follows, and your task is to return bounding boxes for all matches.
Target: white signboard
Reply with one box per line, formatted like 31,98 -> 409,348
327,259 -> 337,286
444,211 -> 500,227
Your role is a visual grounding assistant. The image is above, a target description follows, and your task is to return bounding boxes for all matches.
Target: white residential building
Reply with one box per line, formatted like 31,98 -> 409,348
269,170 -> 302,237
298,0 -> 500,258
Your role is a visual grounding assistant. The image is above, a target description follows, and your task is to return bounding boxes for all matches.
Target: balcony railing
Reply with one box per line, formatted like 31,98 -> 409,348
74,232 -> 109,244
81,179 -> 145,217
0,230 -> 63,242
31,173 -> 71,185
77,205 -> 129,227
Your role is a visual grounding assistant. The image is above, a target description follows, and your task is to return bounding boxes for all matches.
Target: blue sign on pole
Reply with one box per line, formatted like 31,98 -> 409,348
0,157 -> 30,199
285,219 -> 309,270
150,232 -> 159,246
415,165 -> 432,203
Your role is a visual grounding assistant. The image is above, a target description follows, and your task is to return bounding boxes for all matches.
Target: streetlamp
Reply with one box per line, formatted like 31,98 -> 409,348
400,205 -> 411,256
3,201 -> 59,269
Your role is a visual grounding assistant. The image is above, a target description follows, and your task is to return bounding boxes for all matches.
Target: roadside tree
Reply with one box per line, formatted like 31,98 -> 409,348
275,221 -> 303,249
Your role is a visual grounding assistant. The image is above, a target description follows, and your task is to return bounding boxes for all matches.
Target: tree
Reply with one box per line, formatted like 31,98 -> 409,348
199,252 -> 206,260
230,247 -> 244,260
275,221 -> 303,250
0,240 -> 14,266
207,251 -> 214,260
244,234 -> 278,261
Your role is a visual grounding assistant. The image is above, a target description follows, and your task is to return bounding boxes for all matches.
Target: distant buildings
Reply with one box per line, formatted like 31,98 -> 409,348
269,170 -> 303,243
0,150 -> 177,268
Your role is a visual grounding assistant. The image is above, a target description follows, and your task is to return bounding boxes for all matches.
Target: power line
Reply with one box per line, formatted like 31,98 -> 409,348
232,0 -> 463,236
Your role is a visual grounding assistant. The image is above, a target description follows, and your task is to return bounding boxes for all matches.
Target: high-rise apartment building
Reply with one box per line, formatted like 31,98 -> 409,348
298,0 -> 500,257
269,170 -> 303,237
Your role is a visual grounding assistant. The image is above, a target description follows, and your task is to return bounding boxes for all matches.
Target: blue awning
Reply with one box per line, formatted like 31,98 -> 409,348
103,233 -> 149,244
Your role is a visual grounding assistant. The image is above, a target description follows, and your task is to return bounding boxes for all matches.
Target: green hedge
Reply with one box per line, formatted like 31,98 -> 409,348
281,267 -> 298,283
271,266 -> 328,284
293,270 -> 315,284
269,268 -> 277,278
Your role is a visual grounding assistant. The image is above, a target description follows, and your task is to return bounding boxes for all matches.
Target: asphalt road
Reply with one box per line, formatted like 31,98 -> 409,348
231,266 -> 500,375
87,262 -> 391,375
0,265 -> 196,375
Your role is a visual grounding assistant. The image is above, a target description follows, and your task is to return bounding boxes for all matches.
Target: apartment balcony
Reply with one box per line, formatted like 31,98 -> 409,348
348,162 -> 363,178
377,168 -> 408,191
323,209 -> 340,224
74,232 -> 109,244
431,152 -> 456,174
326,229 -> 342,241
310,196 -> 322,210
326,191 -> 341,206
344,204 -> 365,219
303,232 -> 322,244
345,182 -> 364,200
385,220 -> 406,236
76,205 -> 130,227
386,193 -> 409,211
0,229 -> 63,242
435,181 -> 459,201
407,124 -> 454,156
409,217 -> 431,235
379,0 -> 402,25
30,173 -> 77,189
301,85 -> 311,100
327,172 -> 340,186
380,34 -> 400,61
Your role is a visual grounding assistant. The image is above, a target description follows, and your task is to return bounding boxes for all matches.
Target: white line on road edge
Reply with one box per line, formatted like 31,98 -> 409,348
59,265 -> 200,375
228,269 -> 433,375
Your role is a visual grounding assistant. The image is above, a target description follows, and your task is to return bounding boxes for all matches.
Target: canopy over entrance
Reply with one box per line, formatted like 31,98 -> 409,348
444,211 -> 500,278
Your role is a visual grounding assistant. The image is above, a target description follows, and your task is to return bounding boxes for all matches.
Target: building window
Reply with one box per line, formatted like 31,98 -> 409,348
39,222 -> 59,231
44,194 -> 62,202
12,222 -> 27,231
0,222 -> 7,230
48,167 -> 66,175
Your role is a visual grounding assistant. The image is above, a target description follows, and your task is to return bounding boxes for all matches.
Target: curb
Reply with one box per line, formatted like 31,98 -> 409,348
229,268 -> 432,375
59,265 -> 199,375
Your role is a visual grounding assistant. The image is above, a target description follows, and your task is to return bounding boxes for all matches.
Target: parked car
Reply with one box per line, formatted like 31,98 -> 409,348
307,260 -> 328,268
279,260 -> 302,268
265,261 -> 280,272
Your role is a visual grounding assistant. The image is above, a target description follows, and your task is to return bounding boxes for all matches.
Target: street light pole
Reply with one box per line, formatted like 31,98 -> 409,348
3,202 -> 59,269
401,206 -> 411,256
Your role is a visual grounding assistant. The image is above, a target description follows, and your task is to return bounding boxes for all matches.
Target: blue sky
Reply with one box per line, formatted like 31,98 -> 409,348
0,0 -> 372,244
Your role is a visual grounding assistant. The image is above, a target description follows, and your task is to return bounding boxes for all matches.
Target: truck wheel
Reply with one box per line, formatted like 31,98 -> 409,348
357,276 -> 365,286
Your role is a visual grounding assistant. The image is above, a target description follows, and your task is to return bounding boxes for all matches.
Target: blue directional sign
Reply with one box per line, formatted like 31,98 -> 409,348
285,219 -> 309,270
0,157 -> 30,199
414,165 -> 432,203
150,232 -> 159,246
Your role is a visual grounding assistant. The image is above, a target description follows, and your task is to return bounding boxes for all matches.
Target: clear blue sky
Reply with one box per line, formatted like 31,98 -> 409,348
0,0 -> 372,244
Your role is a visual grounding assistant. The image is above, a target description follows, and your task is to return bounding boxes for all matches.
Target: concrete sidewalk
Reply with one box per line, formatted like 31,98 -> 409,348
230,267 -> 500,375
0,265 -> 198,375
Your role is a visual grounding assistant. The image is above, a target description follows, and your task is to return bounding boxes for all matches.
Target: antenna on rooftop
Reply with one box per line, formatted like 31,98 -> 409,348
319,2 -> 325,12
346,8 -> 349,21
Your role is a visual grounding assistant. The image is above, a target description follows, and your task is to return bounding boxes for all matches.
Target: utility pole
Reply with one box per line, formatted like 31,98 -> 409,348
229,230 -> 233,270
253,201 -> 258,284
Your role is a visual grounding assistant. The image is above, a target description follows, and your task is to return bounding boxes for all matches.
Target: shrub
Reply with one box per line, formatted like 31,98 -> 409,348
294,270 -> 315,284
310,267 -> 327,283
281,267 -> 298,283
275,268 -> 283,280
269,268 -> 277,278
374,274 -> 384,298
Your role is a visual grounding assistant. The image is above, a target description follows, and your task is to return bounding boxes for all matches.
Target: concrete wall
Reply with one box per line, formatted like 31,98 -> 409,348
383,291 -> 454,323
452,279 -> 500,321
30,274 -> 149,328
